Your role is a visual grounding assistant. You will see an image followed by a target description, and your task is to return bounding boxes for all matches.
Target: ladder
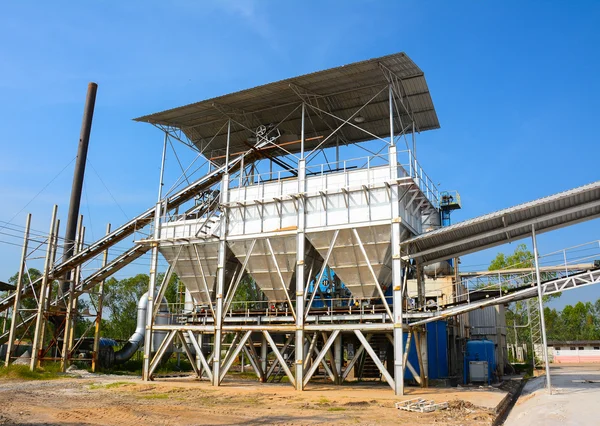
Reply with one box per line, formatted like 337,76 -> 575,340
528,298 -> 544,368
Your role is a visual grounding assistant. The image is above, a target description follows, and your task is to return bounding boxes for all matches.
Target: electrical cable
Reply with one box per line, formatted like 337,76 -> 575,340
0,156 -> 76,234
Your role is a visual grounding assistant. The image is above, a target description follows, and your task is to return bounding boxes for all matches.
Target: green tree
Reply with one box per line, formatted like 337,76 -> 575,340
488,243 -> 533,271
487,244 -> 560,362
101,272 -> 180,342
102,274 -> 149,341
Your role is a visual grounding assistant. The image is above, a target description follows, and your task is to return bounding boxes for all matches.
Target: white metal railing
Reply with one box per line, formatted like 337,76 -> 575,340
397,149 -> 439,209
457,239 -> 600,305
226,151 -> 440,208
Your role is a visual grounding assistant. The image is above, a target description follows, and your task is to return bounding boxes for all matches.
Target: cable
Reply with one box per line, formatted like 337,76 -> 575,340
0,156 -> 76,234
88,161 -> 130,221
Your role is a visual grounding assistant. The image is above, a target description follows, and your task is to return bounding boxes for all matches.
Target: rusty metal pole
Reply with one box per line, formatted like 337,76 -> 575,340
61,82 -> 97,294
30,205 -> 58,370
92,223 -> 111,372
5,214 -> 32,366
61,215 -> 84,371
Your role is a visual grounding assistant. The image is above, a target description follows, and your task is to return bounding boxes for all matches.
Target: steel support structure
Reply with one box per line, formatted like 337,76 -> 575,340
212,120 -> 232,386
389,85 -> 405,396
136,75 -> 433,393
531,225 -> 552,392
295,103 -> 307,390
142,132 -> 168,381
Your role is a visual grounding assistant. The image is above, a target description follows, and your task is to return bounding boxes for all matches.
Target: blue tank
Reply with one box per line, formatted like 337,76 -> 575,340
464,339 -> 496,384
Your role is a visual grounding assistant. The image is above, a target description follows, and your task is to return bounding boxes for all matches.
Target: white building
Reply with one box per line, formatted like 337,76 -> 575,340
548,341 -> 600,364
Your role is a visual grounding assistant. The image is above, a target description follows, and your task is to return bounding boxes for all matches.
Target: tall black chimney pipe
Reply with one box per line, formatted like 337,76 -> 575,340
61,82 -> 97,292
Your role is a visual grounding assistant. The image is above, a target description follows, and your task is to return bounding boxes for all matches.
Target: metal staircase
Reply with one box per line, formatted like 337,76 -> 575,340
357,334 -> 388,380
0,143 -> 268,317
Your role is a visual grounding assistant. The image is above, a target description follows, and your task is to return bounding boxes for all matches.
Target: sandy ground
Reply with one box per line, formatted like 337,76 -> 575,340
0,372 -> 507,425
504,364 -> 600,426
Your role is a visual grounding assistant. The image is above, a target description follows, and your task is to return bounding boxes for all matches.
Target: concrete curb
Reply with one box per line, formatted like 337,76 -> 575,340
492,379 -> 527,426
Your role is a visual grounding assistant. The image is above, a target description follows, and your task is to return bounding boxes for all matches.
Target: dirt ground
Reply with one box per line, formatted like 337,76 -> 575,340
0,372 -> 507,425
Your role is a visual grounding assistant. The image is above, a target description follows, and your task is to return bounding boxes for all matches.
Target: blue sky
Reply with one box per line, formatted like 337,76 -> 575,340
0,1 -> 598,309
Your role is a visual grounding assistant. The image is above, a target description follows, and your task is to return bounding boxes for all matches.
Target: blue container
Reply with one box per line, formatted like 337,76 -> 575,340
402,321 -> 449,381
427,321 -> 449,380
464,339 -> 496,384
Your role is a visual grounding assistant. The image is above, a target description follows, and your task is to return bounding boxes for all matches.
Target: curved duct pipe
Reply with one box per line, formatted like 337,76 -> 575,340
114,291 -> 170,364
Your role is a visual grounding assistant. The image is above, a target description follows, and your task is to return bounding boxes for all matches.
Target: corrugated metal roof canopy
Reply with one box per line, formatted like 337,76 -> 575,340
135,52 -> 439,161
403,181 -> 600,265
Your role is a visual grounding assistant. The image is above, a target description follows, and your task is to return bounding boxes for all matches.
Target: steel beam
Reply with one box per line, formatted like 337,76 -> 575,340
303,330 -> 339,388
186,330 -> 213,381
220,330 -> 252,383
304,230 -> 339,319
177,331 -> 201,378
148,329 -> 177,377
354,330 -> 395,390
342,334 -> 372,381
263,331 -> 295,387
351,228 -> 393,321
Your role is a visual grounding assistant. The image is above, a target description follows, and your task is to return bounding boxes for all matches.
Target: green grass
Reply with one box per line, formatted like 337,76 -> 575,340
89,381 -> 132,390
0,364 -> 63,381
140,393 -> 169,400
317,396 -> 331,404
327,407 -> 347,412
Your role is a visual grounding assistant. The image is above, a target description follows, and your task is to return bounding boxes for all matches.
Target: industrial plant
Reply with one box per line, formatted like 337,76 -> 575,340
1,51 -> 599,401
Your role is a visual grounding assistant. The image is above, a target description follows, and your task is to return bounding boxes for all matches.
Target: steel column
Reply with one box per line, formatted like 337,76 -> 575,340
531,225 -> 552,392
213,120 -> 232,385
143,131 -> 168,381
260,334 -> 268,382
389,89 -> 405,395
294,103 -> 306,390
334,332 -> 342,384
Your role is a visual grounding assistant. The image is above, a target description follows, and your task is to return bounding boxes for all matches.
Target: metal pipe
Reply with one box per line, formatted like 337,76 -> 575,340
531,225 -> 552,392
61,82 -> 97,293
115,291 -> 170,364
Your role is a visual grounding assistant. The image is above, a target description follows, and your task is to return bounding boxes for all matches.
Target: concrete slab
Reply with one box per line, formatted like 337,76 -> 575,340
504,364 -> 600,426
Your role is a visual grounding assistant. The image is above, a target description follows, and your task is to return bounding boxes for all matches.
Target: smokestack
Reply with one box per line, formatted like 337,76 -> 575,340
61,82 -> 97,292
